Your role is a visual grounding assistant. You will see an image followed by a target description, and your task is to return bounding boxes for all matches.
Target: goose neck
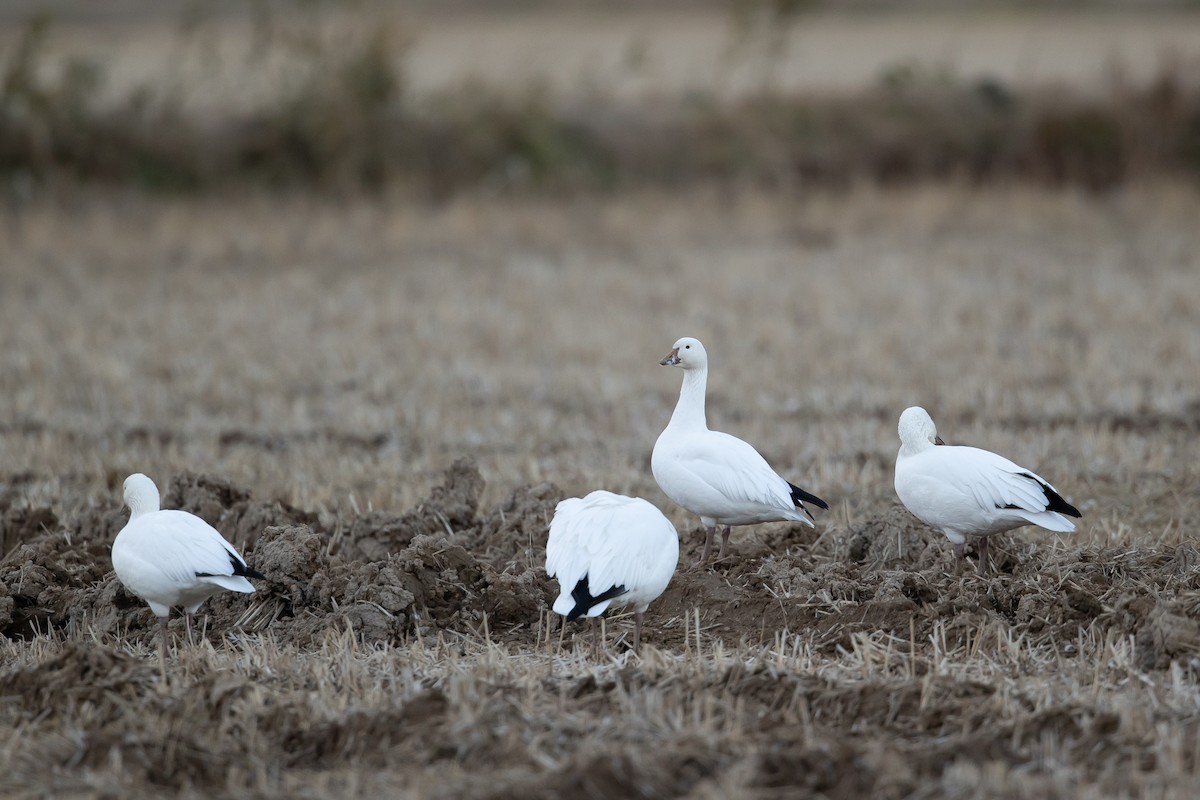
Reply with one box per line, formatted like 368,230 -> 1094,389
127,492 -> 160,519
669,367 -> 708,430
898,439 -> 933,459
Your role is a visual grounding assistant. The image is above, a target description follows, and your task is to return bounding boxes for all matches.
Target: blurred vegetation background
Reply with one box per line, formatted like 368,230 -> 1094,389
2,0 -> 1200,195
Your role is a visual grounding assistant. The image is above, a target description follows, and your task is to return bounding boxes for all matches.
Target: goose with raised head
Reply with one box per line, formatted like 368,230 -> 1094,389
651,337 -> 828,565
546,490 -> 679,654
894,406 -> 1082,572
112,473 -> 265,671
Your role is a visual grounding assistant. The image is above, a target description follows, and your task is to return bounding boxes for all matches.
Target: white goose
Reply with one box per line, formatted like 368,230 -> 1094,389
651,336 -> 828,565
894,406 -> 1082,572
112,473 -> 264,667
545,490 -> 679,653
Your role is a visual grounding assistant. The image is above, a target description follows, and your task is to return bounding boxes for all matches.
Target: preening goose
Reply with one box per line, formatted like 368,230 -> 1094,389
651,336 -> 828,565
111,473 -> 265,669
546,490 -> 679,653
894,406 -> 1082,572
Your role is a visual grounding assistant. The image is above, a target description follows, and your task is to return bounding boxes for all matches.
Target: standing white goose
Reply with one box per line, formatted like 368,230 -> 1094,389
651,336 -> 828,565
112,473 -> 265,669
545,490 -> 679,654
894,406 -> 1082,572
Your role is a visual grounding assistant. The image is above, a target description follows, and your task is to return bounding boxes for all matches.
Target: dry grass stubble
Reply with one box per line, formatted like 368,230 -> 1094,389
1,183 -> 1199,796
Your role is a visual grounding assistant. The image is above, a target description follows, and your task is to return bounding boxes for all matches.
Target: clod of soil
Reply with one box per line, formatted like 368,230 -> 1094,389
340,457 -> 485,562
165,471 -> 317,550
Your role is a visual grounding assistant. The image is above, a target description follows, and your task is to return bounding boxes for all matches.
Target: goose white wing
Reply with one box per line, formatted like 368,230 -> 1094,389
658,430 -> 797,517
546,496 -> 591,586
907,446 -> 1077,532
584,498 -> 678,604
546,492 -> 679,616
121,510 -> 255,591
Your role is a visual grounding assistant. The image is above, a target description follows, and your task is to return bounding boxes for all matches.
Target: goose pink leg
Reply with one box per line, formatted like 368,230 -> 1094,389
697,526 -> 717,566
717,526 -> 732,561
157,615 -> 170,678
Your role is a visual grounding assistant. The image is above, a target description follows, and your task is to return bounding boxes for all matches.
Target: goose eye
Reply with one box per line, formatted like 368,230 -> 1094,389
684,345 -> 691,349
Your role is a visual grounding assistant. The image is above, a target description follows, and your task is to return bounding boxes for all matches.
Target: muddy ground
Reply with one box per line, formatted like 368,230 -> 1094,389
3,458 -> 1199,798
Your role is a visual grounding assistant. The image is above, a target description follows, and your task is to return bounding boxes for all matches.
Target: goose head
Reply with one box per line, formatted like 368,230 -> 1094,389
660,337 -> 707,370
898,406 -> 946,451
123,473 -> 162,518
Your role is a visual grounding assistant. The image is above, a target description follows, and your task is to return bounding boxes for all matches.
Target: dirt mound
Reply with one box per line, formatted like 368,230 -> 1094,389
69,500 -> 131,547
164,472 -> 252,520
227,526 -> 553,648
165,471 -> 317,550
340,457 -> 485,562
843,504 -> 948,569
0,504 -> 58,562
3,642 -> 289,788
2,640 -> 155,721
259,689 -> 451,769
518,747 -> 719,800
473,480 -> 562,567
0,476 -> 61,559
0,529 -> 126,640
1136,600 -> 1200,670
